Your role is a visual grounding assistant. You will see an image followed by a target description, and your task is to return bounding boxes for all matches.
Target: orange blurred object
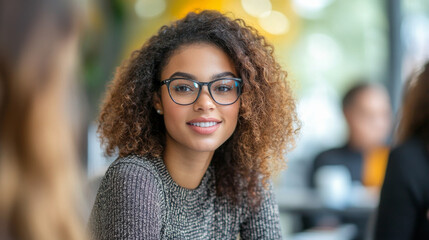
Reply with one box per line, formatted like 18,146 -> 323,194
362,146 -> 389,187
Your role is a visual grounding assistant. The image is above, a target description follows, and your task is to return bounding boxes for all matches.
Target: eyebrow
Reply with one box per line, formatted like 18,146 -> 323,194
168,72 -> 196,79
212,72 -> 237,79
168,71 -> 237,80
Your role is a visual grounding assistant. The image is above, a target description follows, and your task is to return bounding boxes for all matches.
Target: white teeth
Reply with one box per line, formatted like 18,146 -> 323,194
189,122 -> 218,127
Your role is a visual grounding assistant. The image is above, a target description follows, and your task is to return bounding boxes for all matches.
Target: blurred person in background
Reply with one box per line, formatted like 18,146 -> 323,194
310,82 -> 392,189
0,0 -> 87,240
306,82 -> 392,240
374,62 -> 429,240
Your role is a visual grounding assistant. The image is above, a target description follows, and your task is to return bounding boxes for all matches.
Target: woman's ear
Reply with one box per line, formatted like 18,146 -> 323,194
153,92 -> 164,115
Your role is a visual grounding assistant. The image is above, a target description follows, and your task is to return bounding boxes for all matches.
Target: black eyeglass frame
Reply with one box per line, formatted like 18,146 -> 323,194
160,77 -> 243,106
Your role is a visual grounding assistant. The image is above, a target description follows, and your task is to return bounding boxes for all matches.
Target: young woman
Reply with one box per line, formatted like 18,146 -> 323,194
90,10 -> 298,239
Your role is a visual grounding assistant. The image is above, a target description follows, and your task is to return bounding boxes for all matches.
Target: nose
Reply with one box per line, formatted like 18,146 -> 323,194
193,87 -> 215,111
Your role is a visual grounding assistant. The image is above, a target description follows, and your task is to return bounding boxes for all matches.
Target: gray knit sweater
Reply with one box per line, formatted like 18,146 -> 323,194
89,155 -> 282,239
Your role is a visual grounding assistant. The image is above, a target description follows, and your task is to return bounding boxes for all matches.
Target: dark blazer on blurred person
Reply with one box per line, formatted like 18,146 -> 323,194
375,137 -> 429,239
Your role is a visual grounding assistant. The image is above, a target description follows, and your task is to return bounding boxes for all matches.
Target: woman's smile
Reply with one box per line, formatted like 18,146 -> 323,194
186,117 -> 222,135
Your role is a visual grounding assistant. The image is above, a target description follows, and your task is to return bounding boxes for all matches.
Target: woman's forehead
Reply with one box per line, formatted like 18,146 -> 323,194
161,43 -> 237,81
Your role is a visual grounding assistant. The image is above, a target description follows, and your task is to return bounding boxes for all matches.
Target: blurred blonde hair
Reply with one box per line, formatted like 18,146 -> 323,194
396,62 -> 429,144
0,0 -> 87,239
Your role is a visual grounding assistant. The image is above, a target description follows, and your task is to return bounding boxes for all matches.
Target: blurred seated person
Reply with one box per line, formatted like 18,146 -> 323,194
305,82 -> 392,240
309,82 -> 392,189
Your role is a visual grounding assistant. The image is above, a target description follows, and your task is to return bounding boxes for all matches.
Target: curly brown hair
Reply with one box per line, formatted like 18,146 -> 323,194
98,10 -> 299,207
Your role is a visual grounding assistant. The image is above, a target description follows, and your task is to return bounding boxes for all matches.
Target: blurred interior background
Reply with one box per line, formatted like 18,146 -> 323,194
72,0 -> 429,239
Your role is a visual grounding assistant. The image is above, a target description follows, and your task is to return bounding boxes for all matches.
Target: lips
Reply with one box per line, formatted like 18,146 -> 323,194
186,117 -> 222,134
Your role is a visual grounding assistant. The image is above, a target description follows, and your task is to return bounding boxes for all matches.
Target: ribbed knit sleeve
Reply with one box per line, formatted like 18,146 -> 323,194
239,183 -> 282,240
89,161 -> 162,240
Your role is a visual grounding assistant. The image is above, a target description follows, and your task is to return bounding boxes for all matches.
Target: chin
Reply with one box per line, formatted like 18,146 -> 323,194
189,141 -> 223,153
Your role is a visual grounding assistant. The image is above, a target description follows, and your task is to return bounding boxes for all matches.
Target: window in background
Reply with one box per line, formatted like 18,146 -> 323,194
402,0 -> 429,79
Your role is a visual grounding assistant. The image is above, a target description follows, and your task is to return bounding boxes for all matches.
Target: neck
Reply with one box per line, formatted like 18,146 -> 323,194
163,137 -> 214,189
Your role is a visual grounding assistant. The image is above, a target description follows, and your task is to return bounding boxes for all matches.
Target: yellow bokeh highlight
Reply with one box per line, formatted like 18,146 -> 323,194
169,0 -> 225,19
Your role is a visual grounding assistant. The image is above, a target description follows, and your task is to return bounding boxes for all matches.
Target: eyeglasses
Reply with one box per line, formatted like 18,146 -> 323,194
160,77 -> 243,105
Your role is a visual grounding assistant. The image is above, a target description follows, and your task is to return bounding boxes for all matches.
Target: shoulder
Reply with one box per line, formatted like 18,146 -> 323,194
92,155 -> 165,212
99,155 -> 163,193
388,137 -> 429,171
90,155 -> 165,239
106,155 -> 160,179
314,146 -> 355,165
109,154 -> 159,172
391,137 -> 427,159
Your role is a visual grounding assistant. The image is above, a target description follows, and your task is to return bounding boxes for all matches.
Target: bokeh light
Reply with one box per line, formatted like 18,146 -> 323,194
292,0 -> 334,19
258,11 -> 290,35
241,0 -> 272,17
135,0 -> 166,18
